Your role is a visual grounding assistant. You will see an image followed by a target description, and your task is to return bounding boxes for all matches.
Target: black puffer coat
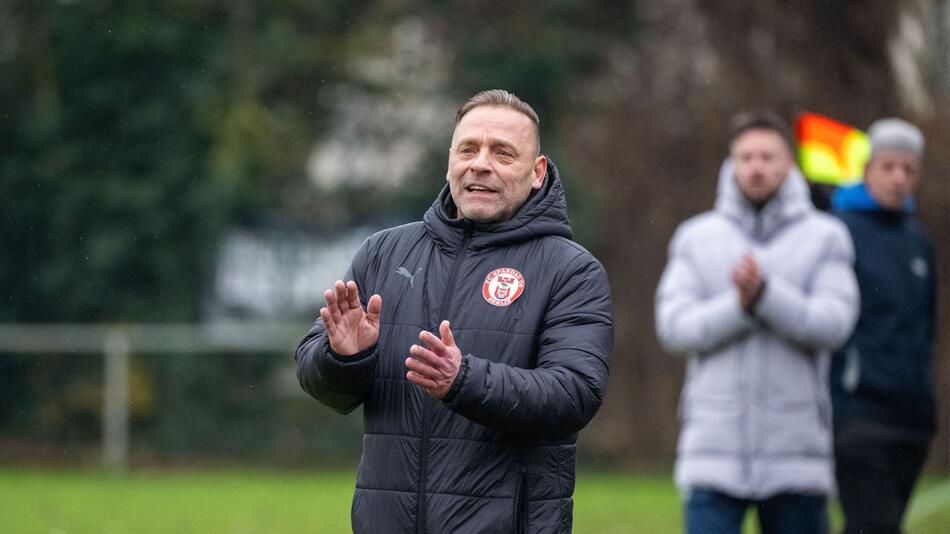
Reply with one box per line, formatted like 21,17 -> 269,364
296,161 -> 613,533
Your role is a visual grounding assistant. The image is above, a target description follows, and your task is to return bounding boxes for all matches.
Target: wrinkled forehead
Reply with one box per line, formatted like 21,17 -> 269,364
452,106 -> 539,152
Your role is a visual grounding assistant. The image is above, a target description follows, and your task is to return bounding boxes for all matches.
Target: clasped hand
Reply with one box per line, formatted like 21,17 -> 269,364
731,253 -> 765,314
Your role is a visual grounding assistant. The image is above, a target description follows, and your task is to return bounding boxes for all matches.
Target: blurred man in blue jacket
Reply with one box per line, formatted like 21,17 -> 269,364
831,118 -> 937,534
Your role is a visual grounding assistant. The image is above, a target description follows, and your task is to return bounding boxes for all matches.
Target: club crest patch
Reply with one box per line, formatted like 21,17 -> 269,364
482,268 -> 525,307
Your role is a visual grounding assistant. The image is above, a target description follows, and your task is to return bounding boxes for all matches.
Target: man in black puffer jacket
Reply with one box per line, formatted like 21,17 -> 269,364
296,89 -> 614,534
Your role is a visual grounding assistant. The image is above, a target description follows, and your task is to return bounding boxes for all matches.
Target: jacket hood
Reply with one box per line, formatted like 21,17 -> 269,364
714,158 -> 812,241
423,157 -> 574,252
832,182 -> 915,214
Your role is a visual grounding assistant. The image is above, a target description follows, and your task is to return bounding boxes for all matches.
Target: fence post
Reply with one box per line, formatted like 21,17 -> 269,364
102,328 -> 130,473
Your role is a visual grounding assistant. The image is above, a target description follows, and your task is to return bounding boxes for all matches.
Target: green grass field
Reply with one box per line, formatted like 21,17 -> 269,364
1,469 -> 948,533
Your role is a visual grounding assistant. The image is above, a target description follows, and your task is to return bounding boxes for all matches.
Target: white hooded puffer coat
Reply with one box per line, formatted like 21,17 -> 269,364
656,160 -> 859,499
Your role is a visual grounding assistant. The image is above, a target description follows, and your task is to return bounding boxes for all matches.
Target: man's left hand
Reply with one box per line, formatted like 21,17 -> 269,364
406,320 -> 462,399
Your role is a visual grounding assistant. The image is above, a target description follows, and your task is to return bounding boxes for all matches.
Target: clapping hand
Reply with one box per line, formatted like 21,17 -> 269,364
320,280 -> 382,356
406,320 -> 462,399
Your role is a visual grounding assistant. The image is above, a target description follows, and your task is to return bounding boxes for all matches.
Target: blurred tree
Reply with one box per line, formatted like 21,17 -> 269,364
0,0 -> 373,461
3,0 -> 227,321
0,0 -> 375,322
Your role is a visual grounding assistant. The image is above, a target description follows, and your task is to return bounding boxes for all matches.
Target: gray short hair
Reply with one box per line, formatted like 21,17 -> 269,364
455,90 -> 540,151
868,118 -> 924,157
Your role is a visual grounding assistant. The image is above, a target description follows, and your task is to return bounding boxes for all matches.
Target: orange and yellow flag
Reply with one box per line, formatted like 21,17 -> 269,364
796,112 -> 870,185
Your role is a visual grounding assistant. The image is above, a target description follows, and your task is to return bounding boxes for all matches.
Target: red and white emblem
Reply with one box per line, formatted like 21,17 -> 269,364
482,268 -> 525,307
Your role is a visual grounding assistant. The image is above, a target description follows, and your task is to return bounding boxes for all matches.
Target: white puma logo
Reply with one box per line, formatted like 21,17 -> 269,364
396,267 -> 423,288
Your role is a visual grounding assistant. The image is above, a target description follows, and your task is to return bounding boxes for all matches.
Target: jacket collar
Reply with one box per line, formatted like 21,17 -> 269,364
422,157 -> 574,253
714,158 -> 812,241
832,182 -> 915,215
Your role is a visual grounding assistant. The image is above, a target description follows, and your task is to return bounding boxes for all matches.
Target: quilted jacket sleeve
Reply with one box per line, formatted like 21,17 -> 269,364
753,221 -> 859,351
295,240 -> 378,414
655,225 -> 754,355
443,252 -> 613,440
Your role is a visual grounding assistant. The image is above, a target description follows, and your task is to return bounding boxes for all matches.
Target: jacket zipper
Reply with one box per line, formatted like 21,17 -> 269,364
753,210 -> 764,243
740,342 -> 753,486
417,224 -> 473,534
514,462 -> 528,534
743,210 -> 764,489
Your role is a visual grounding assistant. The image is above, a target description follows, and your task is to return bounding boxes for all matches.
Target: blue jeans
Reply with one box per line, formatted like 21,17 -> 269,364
685,488 -> 828,534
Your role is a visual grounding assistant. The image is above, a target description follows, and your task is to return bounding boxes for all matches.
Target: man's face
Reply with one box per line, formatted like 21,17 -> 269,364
447,106 -> 547,223
864,149 -> 921,210
730,128 -> 794,205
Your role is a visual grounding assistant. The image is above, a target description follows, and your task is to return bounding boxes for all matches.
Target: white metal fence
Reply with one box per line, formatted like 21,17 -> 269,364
0,322 -> 312,472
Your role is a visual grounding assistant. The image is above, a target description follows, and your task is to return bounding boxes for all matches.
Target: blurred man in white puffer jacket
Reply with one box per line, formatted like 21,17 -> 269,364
656,111 -> 860,534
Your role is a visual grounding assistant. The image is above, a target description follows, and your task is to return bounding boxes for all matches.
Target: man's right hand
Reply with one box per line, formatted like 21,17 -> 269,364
320,280 -> 382,356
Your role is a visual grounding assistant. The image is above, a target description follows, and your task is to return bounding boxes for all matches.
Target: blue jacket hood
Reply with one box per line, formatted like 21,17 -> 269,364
832,182 -> 915,214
